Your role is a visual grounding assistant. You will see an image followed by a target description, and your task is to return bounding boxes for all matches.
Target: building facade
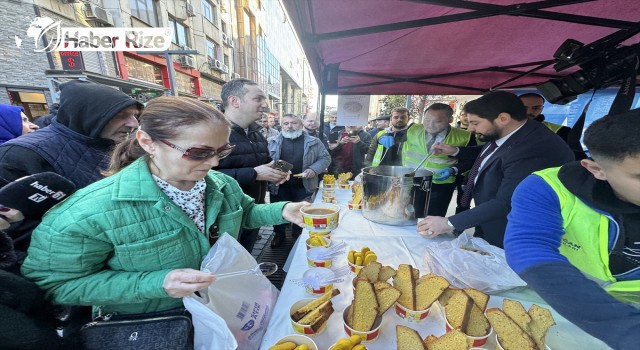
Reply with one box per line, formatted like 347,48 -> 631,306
0,0 -> 316,119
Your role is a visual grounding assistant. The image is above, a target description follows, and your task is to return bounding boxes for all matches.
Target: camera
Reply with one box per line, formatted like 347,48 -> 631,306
536,38 -> 639,104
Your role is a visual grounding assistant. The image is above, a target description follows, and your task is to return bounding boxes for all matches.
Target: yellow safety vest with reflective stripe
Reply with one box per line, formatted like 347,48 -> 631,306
542,121 -> 563,133
371,129 -> 390,167
535,167 -> 640,293
402,124 -> 471,184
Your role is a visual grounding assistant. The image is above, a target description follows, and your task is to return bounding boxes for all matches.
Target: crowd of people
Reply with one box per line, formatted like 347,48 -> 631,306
0,79 -> 638,350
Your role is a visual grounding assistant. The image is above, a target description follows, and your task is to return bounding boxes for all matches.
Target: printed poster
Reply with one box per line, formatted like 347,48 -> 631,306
336,95 -> 370,126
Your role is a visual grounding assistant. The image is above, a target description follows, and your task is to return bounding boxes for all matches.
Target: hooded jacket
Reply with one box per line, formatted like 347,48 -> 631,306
505,162 -> 640,349
0,81 -> 142,188
0,104 -> 23,145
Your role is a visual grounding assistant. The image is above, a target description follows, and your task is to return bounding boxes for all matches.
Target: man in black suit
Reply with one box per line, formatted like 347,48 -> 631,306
417,91 -> 574,247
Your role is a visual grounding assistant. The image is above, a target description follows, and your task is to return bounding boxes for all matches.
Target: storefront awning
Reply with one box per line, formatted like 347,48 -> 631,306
45,70 -> 167,101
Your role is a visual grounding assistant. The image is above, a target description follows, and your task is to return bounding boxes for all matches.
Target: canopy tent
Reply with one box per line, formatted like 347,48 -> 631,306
282,0 -> 640,96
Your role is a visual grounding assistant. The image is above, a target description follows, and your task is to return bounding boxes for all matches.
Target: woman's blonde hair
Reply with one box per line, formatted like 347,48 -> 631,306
103,96 -> 230,175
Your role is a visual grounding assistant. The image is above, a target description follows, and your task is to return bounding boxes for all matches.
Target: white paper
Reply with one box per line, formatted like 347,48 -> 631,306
337,95 -> 370,126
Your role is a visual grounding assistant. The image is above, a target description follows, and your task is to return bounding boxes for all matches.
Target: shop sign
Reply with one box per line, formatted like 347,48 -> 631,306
60,51 -> 85,70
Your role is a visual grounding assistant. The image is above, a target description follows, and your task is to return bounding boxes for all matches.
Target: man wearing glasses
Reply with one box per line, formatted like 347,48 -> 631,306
217,79 -> 289,252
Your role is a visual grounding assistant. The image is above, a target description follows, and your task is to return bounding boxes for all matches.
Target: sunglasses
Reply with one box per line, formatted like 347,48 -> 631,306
160,140 -> 235,161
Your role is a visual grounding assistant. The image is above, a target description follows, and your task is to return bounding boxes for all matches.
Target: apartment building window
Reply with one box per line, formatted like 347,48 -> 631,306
169,17 -> 189,47
205,38 -> 218,59
221,21 -> 227,34
129,0 -> 159,26
223,54 -> 229,66
202,0 -> 218,24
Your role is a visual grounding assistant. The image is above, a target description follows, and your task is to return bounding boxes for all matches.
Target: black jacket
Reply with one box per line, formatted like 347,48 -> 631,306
216,121 -> 272,203
0,80 -> 142,188
450,120 -> 574,246
0,231 -> 64,349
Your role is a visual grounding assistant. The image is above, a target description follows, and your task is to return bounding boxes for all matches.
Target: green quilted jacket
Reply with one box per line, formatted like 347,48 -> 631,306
21,157 -> 288,315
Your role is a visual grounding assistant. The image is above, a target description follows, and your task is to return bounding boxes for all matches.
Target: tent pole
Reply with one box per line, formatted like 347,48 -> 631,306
319,94 -> 327,139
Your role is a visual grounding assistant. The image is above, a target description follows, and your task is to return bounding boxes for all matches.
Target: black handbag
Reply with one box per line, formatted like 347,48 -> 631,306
80,309 -> 192,350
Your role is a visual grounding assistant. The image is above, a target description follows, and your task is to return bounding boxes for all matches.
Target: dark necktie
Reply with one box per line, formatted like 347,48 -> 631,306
459,141 -> 498,208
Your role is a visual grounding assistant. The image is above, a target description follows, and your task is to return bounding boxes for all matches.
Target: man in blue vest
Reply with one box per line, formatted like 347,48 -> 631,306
0,80 -> 142,189
505,108 -> 640,349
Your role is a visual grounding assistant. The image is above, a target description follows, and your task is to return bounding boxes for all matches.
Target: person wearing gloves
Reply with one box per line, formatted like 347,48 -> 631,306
0,104 -> 39,144
268,114 -> 331,248
505,109 -> 640,349
0,80 -> 142,188
417,91 -> 573,247
22,97 -> 308,320
403,103 -> 476,216
365,107 -> 411,167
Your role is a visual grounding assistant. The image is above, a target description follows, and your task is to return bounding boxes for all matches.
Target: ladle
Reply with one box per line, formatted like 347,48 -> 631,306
214,262 -> 278,280
404,135 -> 445,177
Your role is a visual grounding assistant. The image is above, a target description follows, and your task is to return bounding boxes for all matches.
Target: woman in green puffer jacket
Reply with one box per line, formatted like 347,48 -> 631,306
21,97 -> 306,316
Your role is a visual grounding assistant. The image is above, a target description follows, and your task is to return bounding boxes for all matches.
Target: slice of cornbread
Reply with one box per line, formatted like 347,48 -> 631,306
415,274 -> 449,311
352,279 -> 379,331
375,285 -> 401,316
503,299 -> 531,332
466,303 -> 491,337
444,290 -> 473,333
438,288 -> 459,307
463,288 -> 489,310
297,300 -> 333,327
358,261 -> 382,282
374,281 -> 392,291
528,304 -> 555,350
486,308 -> 537,350
393,264 -> 416,310
291,288 -> 340,321
396,325 -> 426,350
424,329 -> 468,350
379,265 -> 397,282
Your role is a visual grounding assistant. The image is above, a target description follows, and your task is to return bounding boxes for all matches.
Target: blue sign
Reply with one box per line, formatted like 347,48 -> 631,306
517,88 -> 640,128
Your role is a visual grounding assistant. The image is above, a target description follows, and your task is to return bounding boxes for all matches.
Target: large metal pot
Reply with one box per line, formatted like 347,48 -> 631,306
361,166 -> 432,226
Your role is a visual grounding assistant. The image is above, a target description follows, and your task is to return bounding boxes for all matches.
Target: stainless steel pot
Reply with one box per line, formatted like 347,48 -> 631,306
361,166 -> 432,226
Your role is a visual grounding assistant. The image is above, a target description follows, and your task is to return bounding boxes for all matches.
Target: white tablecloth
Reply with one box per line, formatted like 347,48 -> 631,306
260,186 -> 611,350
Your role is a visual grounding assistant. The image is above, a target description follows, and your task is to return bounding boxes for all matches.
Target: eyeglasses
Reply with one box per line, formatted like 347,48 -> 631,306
160,140 -> 235,161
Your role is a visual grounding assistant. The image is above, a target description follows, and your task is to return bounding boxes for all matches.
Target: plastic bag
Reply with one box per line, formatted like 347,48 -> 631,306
183,295 -> 238,350
195,233 -> 279,350
422,233 -> 527,293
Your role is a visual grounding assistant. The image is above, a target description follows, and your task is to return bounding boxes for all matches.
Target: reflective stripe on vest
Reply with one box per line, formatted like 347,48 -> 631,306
542,121 -> 563,133
535,167 -> 640,293
371,129 -> 388,166
402,124 -> 471,184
